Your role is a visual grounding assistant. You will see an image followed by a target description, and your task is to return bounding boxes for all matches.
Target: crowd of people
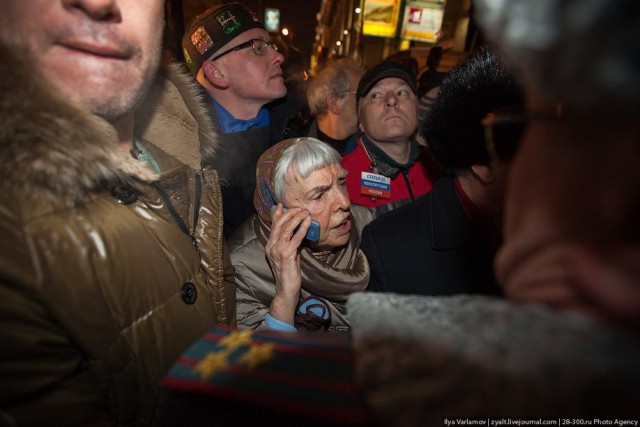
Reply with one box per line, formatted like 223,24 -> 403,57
0,0 -> 638,425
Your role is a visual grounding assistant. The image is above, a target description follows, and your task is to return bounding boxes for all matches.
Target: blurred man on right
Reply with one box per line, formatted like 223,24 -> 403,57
347,0 -> 640,423
476,0 -> 640,334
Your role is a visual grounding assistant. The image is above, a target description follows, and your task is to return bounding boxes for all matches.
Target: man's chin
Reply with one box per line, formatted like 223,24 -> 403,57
41,53 -> 158,121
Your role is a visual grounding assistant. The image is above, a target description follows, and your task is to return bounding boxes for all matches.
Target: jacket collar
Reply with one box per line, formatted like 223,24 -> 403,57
361,134 -> 421,179
134,63 -> 220,171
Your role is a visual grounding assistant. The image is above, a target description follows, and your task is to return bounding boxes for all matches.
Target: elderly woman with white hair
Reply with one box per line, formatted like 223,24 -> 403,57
228,137 -> 372,332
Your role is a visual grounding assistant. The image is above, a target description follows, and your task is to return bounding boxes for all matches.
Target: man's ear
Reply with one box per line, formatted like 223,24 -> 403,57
470,164 -> 495,185
326,95 -> 342,115
202,61 -> 229,89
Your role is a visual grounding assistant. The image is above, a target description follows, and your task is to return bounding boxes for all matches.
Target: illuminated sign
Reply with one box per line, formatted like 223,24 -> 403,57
400,0 -> 446,42
265,8 -> 280,32
362,0 -> 401,38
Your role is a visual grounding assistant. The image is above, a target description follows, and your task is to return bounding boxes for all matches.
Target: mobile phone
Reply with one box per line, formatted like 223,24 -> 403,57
271,205 -> 321,242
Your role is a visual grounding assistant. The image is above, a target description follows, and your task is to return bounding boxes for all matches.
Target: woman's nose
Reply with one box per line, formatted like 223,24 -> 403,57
334,187 -> 351,211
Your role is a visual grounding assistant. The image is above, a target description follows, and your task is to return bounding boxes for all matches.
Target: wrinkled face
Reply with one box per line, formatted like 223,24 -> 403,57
214,28 -> 286,105
283,164 -> 352,250
358,77 -> 418,143
0,0 -> 164,121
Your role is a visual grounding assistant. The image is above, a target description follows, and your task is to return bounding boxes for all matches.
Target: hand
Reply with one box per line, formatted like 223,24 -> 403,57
265,203 -> 313,325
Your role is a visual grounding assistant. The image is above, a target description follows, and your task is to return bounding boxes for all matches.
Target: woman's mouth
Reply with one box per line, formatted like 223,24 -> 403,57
333,217 -> 352,235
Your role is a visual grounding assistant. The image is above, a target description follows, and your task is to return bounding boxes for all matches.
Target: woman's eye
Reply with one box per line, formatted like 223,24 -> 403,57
371,92 -> 381,100
397,89 -> 408,96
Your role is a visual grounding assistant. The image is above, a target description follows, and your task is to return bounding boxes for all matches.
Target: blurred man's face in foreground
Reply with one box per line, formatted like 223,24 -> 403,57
0,0 -> 164,121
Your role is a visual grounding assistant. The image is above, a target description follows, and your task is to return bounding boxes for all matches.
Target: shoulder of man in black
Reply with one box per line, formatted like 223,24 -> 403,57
361,193 -> 432,293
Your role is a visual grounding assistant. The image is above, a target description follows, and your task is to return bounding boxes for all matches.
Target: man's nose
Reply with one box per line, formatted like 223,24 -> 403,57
272,48 -> 285,65
63,0 -> 120,21
384,91 -> 398,107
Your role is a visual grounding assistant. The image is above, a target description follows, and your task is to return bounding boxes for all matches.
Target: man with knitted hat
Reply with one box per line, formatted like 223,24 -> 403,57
183,2 -> 286,238
342,60 -> 441,218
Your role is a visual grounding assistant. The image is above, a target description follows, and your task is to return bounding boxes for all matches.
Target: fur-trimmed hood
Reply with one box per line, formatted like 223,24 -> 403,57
0,44 -> 219,205
134,59 -> 221,171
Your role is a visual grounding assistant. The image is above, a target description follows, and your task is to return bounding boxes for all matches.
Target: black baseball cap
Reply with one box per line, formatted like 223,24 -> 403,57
356,61 -> 418,107
182,3 -> 263,76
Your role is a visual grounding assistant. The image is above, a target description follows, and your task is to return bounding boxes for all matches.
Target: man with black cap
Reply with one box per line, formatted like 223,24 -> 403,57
361,48 -> 522,296
342,61 -> 441,218
182,3 -> 287,238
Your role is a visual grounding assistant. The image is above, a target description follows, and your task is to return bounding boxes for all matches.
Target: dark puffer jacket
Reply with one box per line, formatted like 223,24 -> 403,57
0,45 -> 234,426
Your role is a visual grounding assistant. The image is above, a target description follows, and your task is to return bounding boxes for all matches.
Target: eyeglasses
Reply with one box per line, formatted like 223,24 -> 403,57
482,106 -> 528,162
482,104 -> 563,162
210,38 -> 278,61
340,91 -> 357,98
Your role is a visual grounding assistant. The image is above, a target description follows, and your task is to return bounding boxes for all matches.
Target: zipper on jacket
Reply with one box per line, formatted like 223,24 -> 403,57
402,170 -> 415,201
191,172 -> 202,246
152,172 -> 202,251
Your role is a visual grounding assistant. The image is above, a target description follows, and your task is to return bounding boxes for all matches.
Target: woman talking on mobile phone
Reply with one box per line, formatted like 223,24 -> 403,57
228,137 -> 373,332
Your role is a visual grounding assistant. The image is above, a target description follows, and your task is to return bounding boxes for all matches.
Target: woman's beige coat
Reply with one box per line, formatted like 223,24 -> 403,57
230,206 -> 372,333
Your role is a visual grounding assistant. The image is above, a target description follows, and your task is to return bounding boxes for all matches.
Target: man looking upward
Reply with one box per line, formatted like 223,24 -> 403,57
342,61 -> 441,218
183,3 -> 287,238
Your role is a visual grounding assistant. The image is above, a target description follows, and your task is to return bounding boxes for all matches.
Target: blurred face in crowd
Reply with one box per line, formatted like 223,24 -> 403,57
0,0 -> 164,121
358,77 -> 418,144
211,28 -> 287,106
284,163 -> 352,251
337,71 -> 362,136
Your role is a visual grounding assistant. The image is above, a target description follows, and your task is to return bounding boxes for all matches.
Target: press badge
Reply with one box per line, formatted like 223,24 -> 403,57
360,171 -> 391,199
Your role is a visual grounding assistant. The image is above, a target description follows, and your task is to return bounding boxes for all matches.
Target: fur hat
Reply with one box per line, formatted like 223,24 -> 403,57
182,3 -> 263,76
356,61 -> 417,108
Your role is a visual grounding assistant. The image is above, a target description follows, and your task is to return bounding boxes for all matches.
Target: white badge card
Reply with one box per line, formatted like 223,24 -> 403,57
360,171 -> 391,199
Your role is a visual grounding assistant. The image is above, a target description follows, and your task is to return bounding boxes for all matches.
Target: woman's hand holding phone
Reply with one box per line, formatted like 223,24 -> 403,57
265,204 -> 313,326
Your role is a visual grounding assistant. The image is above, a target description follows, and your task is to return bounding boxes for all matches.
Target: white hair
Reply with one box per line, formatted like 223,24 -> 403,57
273,137 -> 342,203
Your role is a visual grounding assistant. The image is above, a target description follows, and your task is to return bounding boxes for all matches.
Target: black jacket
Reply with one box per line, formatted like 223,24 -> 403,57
360,175 -> 502,296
